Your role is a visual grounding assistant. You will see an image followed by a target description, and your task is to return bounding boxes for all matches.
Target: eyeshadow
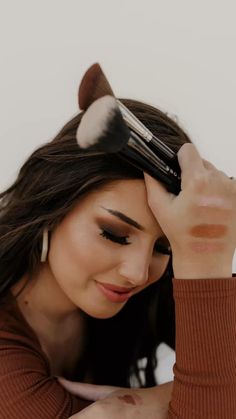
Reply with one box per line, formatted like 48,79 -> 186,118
97,219 -> 130,236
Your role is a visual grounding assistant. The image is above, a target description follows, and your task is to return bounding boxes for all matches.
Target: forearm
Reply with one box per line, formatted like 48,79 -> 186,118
149,382 -> 174,418
167,276 -> 236,418
67,383 -> 174,419
172,252 -> 233,280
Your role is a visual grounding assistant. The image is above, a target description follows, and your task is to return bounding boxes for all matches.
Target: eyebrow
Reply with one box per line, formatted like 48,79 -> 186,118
101,207 -> 144,231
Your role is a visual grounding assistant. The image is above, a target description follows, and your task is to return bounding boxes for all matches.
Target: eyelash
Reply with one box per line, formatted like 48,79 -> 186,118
100,230 -> 171,255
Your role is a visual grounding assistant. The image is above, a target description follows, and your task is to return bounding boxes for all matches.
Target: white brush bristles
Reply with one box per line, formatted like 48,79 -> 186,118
76,95 -> 118,149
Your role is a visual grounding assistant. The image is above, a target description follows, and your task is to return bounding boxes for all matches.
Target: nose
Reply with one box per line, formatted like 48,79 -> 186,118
117,256 -> 150,287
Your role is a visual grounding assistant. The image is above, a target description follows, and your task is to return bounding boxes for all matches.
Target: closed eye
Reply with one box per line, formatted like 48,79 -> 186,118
100,229 -> 171,255
100,229 -> 131,245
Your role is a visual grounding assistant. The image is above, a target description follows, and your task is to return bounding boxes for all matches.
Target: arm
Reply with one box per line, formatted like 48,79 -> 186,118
167,276 -> 236,418
145,143 -> 236,417
0,339 -> 91,418
58,380 -> 174,419
61,275 -> 236,419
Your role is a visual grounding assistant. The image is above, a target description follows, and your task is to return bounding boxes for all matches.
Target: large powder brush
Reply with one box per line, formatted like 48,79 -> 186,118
77,63 -> 181,194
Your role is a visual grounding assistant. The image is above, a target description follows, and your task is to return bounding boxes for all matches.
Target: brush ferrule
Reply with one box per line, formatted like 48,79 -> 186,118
127,132 -> 180,178
117,100 -> 175,160
118,100 -> 152,141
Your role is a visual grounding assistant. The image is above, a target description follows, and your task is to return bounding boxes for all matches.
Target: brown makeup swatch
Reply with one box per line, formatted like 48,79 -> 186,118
118,394 -> 142,406
189,224 -> 228,239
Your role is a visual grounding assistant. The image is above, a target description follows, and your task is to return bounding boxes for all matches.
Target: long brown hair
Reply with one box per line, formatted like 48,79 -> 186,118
0,99 -> 191,386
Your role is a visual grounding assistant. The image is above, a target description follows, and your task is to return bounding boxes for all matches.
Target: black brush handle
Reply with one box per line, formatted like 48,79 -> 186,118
117,100 -> 181,174
119,145 -> 181,195
148,138 -> 181,175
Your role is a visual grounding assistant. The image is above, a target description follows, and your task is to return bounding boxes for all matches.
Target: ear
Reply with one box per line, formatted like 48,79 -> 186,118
78,63 -> 115,111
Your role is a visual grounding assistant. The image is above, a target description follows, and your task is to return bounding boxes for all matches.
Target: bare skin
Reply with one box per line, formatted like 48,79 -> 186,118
57,378 -> 174,419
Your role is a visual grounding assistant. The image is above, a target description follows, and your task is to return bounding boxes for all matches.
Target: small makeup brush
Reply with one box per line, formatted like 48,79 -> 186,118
76,95 -> 181,194
78,63 -> 180,173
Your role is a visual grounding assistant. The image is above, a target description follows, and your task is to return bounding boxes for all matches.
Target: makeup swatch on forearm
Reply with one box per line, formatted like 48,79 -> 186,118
118,394 -> 143,406
189,224 -> 228,253
190,224 -> 228,239
192,196 -> 233,221
192,206 -> 232,221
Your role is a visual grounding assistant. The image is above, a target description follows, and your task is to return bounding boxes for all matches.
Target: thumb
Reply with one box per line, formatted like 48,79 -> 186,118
57,377 -> 120,401
144,172 -> 174,216
177,143 -> 205,189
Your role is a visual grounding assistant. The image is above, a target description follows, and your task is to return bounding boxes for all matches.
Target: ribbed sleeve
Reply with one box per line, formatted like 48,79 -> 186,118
0,295 -> 92,419
167,277 -> 236,419
0,337 -> 91,418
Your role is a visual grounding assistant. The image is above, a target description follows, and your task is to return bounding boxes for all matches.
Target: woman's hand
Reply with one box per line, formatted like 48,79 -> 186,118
144,143 -> 236,279
57,378 -> 173,419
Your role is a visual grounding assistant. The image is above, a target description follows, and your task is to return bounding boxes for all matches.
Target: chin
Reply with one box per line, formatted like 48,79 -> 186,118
85,304 -> 125,319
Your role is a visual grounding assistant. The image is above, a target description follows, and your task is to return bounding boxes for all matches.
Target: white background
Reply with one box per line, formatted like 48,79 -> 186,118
1,0 -> 236,382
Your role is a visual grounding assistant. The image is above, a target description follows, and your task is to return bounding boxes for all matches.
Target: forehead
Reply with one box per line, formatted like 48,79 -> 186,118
72,179 -> 162,234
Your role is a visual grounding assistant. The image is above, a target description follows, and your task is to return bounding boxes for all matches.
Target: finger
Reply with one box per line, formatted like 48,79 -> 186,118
144,172 -> 173,215
177,143 -> 205,188
57,377 -> 119,401
202,159 -> 217,171
203,159 -> 230,179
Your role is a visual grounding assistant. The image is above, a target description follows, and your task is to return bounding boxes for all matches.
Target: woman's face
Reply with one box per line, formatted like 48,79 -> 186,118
48,179 -> 171,319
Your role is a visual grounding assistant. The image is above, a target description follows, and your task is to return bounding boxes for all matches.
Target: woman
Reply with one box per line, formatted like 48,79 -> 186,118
0,92 -> 235,419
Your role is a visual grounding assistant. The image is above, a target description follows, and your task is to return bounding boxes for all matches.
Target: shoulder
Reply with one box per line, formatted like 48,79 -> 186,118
0,292 -> 82,418
0,290 -> 43,354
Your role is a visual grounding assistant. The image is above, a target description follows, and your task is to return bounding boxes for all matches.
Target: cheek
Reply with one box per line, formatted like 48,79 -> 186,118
49,230 -> 91,278
48,225 -> 118,285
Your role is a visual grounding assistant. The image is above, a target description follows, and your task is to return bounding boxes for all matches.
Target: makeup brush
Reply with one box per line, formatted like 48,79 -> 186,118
76,95 -> 181,194
79,63 -> 114,111
76,95 -> 129,153
78,63 -> 181,174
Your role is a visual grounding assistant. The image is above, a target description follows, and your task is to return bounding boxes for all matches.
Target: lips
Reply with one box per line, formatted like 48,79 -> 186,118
96,281 -> 135,303
99,283 -> 135,293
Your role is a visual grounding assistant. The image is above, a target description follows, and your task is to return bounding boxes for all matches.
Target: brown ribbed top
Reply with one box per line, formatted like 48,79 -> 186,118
0,276 -> 235,418
0,292 -> 91,419
168,276 -> 236,418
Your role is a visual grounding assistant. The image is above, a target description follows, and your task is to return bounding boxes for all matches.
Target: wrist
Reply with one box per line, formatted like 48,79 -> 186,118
172,255 -> 232,280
